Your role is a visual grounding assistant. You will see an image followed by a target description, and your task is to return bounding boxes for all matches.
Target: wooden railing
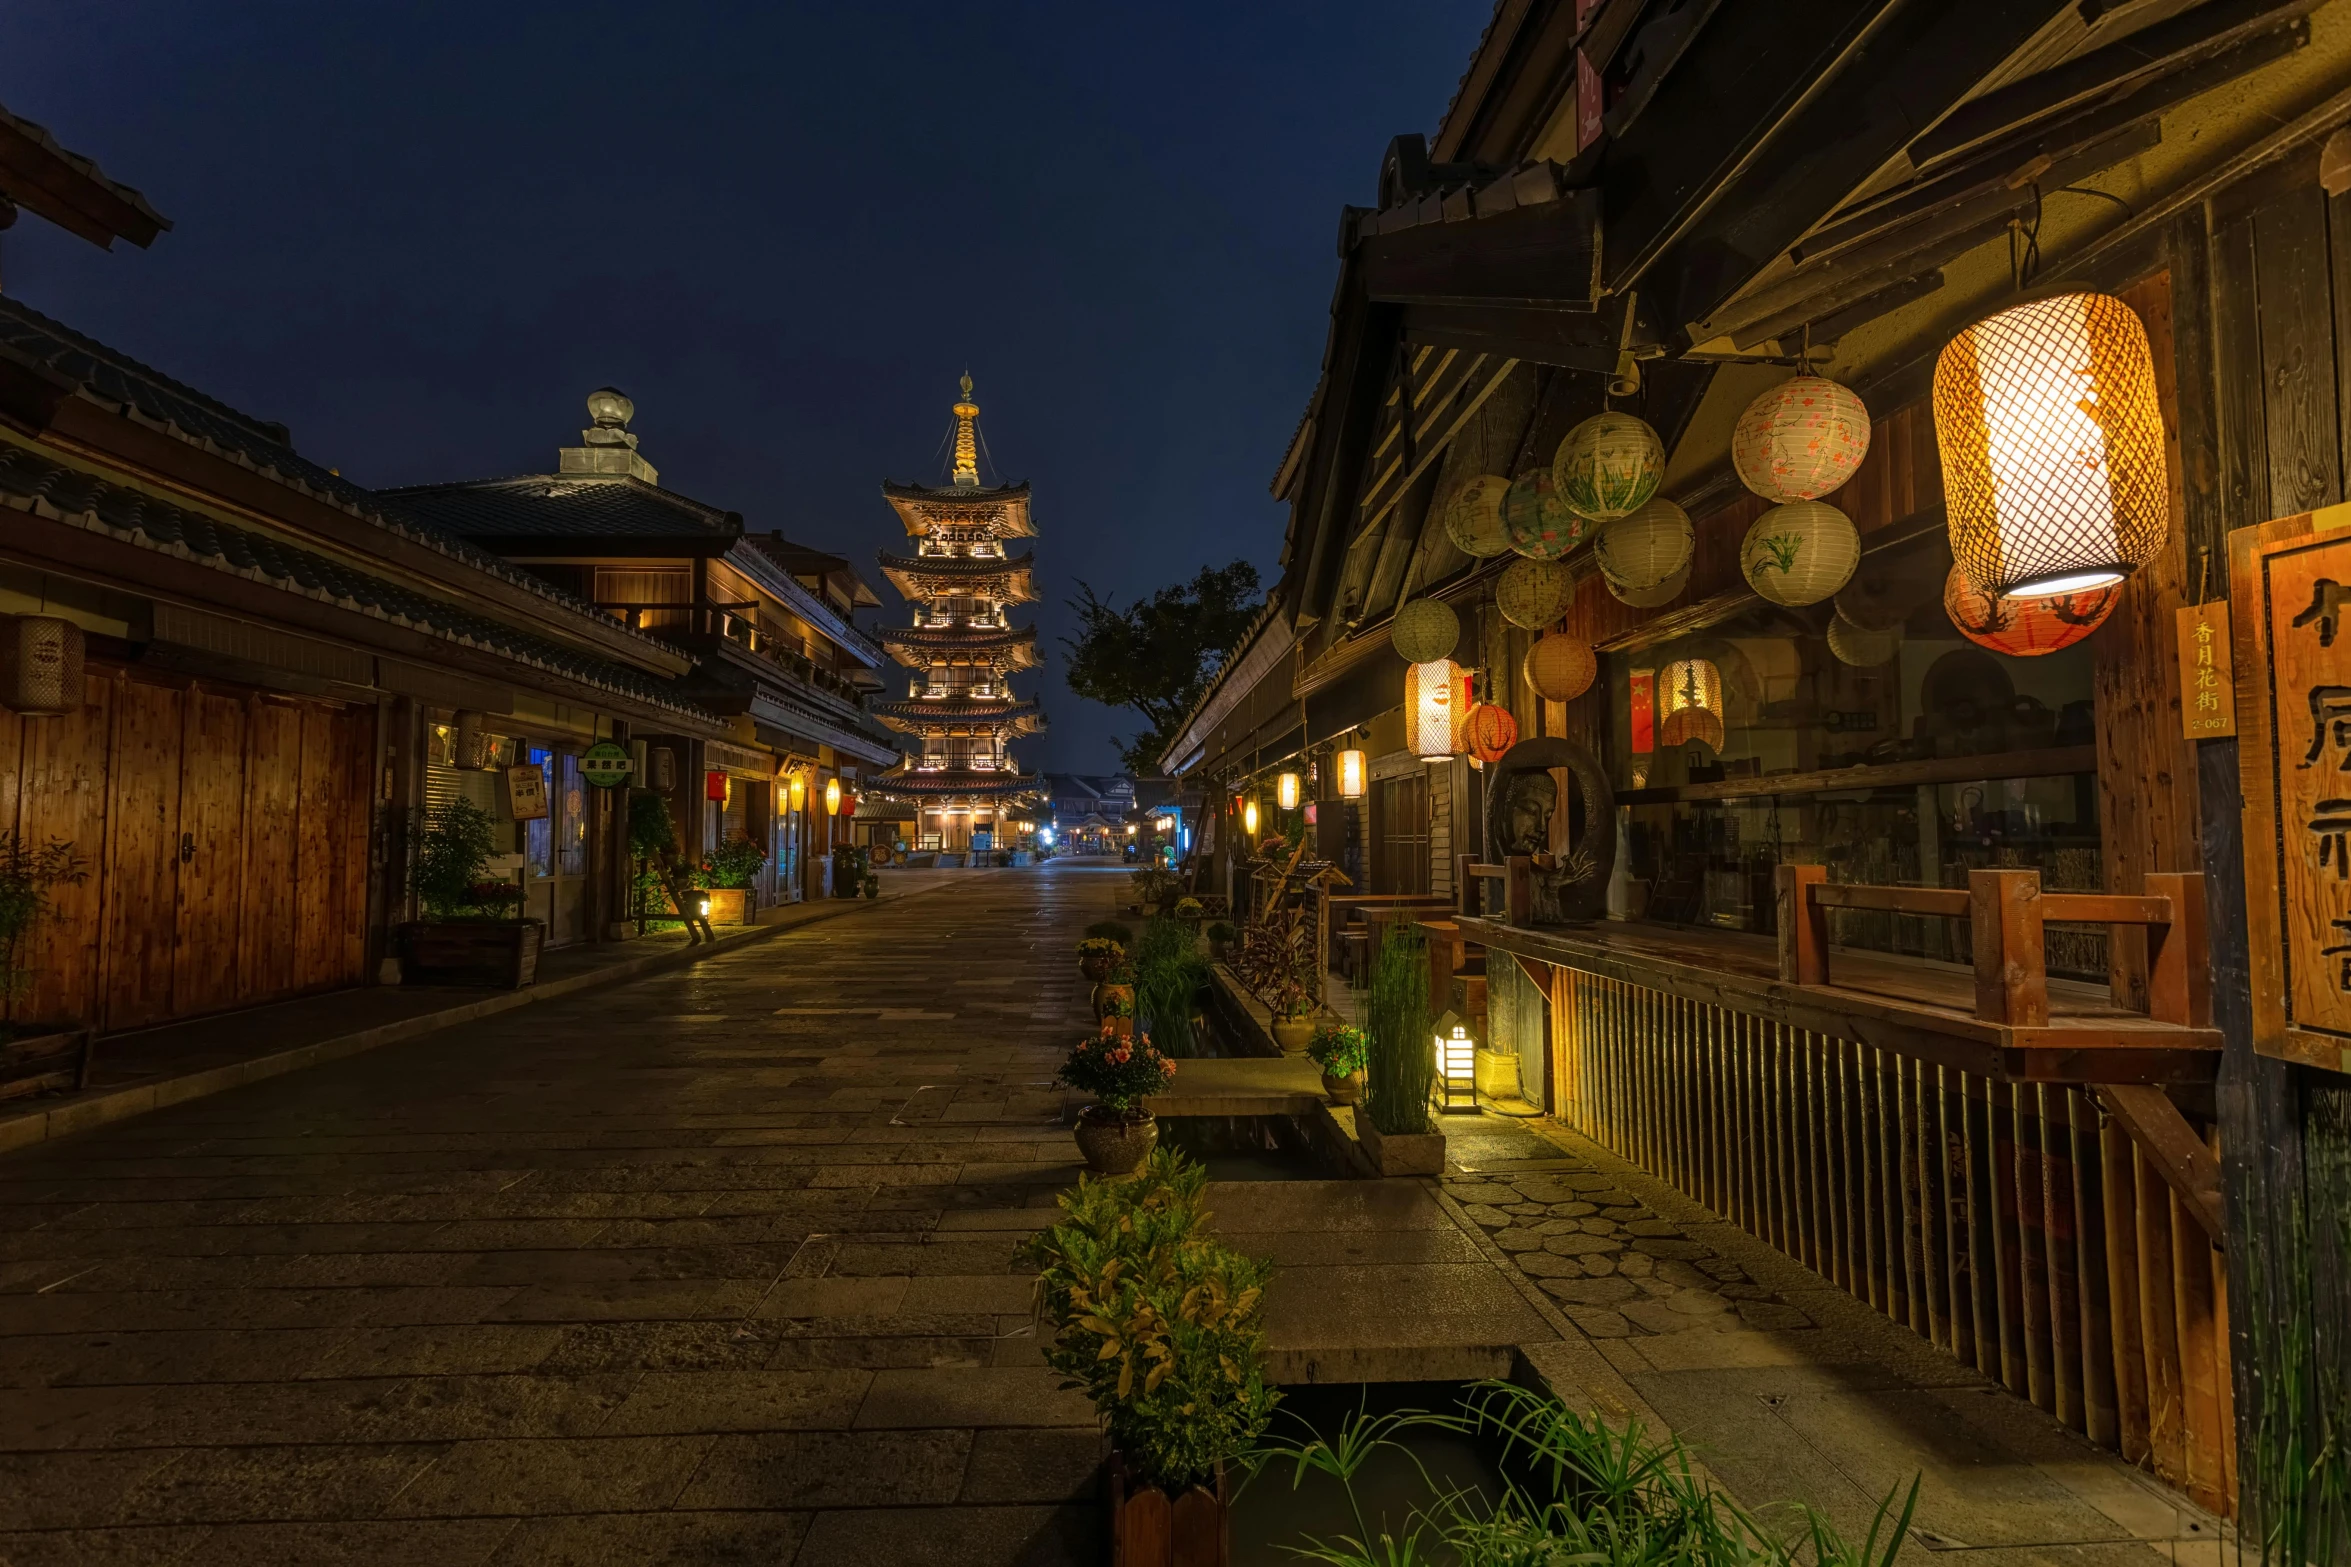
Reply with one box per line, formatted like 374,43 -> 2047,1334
1774,865 -> 2210,1029
1457,854 -> 1534,924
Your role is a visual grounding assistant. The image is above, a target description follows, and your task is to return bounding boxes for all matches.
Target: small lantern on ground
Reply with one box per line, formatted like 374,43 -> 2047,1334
1434,1011 -> 1479,1113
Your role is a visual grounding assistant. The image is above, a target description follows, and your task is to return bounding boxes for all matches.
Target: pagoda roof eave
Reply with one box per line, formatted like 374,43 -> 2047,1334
882,482 -> 1034,540
869,769 -> 1044,801
879,566 -> 1036,606
875,624 -> 1041,670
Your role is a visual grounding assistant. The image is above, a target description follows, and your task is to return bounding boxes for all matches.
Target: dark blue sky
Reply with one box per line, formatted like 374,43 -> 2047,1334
1,2 -> 1486,771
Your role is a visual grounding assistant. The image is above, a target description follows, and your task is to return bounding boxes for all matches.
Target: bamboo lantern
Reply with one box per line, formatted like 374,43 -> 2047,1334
1444,473 -> 1514,558
1659,657 -> 1723,733
1594,497 -> 1694,589
1942,562 -> 2117,657
1609,560 -> 1689,608
1658,707 -> 1726,751
1502,469 -> 1588,560
1337,747 -> 1366,800
1741,500 -> 1861,606
0,616 -> 84,714
1277,771 -> 1300,811
1552,411 -> 1664,521
1391,597 -> 1461,664
1732,376 -> 1871,502
1463,702 -> 1518,763
1933,291 -> 2168,596
1827,612 -> 1903,667
1496,557 -> 1573,628
1406,659 -> 1469,758
1523,632 -> 1597,702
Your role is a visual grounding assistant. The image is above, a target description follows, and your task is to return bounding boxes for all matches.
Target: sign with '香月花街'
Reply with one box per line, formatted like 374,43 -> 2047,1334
2176,601 -> 2235,739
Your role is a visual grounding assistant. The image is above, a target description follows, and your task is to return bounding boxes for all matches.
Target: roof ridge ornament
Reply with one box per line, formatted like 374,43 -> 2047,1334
559,387 -> 657,483
950,375 -> 981,490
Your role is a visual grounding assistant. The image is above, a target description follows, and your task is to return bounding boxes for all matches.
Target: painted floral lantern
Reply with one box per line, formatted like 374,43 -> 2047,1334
1740,500 -> 1861,607
1444,473 -> 1514,558
1501,469 -> 1588,560
1732,375 -> 1871,502
1941,563 -> 2118,657
1391,597 -> 1461,664
1523,632 -> 1597,701
1496,556 -> 1574,628
1552,411 -> 1664,521
1463,702 -> 1519,763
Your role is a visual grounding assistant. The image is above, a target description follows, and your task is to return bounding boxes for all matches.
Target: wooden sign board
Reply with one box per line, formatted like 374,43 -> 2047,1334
2231,503 -> 2351,1074
505,763 -> 548,822
2176,601 -> 2235,738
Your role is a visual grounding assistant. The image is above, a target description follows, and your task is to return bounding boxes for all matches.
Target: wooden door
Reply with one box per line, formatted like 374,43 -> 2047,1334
8,670 -> 113,1028
100,678 -> 184,1032
172,687 -> 248,1018
240,700 -> 302,1004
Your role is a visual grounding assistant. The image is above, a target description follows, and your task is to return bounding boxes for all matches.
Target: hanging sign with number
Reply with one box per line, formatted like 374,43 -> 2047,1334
579,740 -> 634,789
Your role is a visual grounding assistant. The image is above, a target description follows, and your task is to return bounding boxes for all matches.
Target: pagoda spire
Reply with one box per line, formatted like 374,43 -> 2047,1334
951,373 -> 981,490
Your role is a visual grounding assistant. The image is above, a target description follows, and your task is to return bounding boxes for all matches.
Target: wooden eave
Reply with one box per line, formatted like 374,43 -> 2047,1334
0,106 -> 170,249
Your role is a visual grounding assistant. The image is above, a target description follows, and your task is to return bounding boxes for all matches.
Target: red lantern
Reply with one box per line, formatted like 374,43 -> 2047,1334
1463,702 -> 1519,763
705,770 -> 728,802
1942,564 -> 2116,657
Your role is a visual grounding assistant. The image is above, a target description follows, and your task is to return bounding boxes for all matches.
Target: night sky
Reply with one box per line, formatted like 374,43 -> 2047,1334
2,2 -> 1487,773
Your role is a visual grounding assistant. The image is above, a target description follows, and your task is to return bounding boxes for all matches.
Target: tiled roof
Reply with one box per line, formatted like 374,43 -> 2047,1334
383,475 -> 738,543
0,441 -> 718,724
0,294 -> 685,663
881,478 -> 1031,502
869,768 -> 1042,800
876,549 -> 1036,577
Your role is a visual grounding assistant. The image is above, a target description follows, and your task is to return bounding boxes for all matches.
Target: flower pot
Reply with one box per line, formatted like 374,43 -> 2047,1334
1320,1069 -> 1363,1105
1081,954 -> 1116,983
1110,1450 -> 1227,1567
1075,1107 -> 1158,1175
0,1026 -> 93,1101
702,887 -> 756,925
1356,1115 -> 1445,1177
399,920 -> 544,989
1102,1016 -> 1135,1041
1270,1016 -> 1314,1054
1095,982 -> 1134,1019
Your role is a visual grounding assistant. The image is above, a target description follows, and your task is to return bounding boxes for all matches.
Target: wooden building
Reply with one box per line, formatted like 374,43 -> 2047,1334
1167,0 -> 2351,1530
387,391 -> 901,912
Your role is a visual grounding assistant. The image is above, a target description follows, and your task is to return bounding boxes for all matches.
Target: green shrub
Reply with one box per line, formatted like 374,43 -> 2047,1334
627,790 -> 676,860
1363,925 -> 1432,1135
1086,919 -> 1135,945
1132,917 -> 1209,1056
702,836 -> 766,889
1022,1151 -> 1278,1494
411,801 -> 502,920
1205,921 -> 1236,944
1306,1023 -> 1369,1077
0,833 -> 87,1001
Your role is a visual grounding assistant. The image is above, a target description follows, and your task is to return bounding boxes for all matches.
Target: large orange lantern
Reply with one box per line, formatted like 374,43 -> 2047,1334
1523,633 -> 1597,702
1941,563 -> 2116,657
1405,659 -> 1470,759
1463,702 -> 1518,763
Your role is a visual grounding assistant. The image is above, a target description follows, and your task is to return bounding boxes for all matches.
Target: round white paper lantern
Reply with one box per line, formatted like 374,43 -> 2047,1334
1741,501 -> 1861,606
1523,633 -> 1597,701
1609,560 -> 1689,608
1502,470 -> 1588,560
1443,474 -> 1513,558
1552,411 -> 1664,521
1391,597 -> 1461,665
1827,613 -> 1902,667
1732,376 -> 1871,502
1496,557 -> 1573,629
1594,497 -> 1693,589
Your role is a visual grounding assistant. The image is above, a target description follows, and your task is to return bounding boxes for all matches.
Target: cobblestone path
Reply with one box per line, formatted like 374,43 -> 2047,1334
0,866 -> 1120,1566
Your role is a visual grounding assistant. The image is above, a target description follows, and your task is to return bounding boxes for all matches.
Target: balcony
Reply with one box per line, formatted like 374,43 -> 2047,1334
595,600 -> 871,710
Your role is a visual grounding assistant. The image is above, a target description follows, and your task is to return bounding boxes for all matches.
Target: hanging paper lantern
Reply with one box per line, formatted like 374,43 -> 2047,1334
1337,747 -> 1366,800
1732,376 -> 1871,502
1444,473 -> 1514,558
1523,633 -> 1597,702
1552,411 -> 1664,521
1496,556 -> 1574,628
1243,797 -> 1260,837
1658,707 -> 1726,751
1501,469 -> 1589,560
1827,613 -> 1903,667
1391,597 -> 1461,664
1942,563 -> 2117,657
1609,560 -> 1689,608
1405,659 -> 1470,758
1594,497 -> 1693,590
1276,771 -> 1300,811
1463,702 -> 1519,763
1934,291 -> 2168,597
1741,500 -> 1861,607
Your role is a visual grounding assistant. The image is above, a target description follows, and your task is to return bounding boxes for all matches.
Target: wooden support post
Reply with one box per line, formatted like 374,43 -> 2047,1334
2141,872 -> 2209,1026
1457,852 -> 1477,916
2093,1084 -> 2226,1250
1776,863 -> 1828,985
1504,854 -> 1534,927
1970,869 -> 2048,1026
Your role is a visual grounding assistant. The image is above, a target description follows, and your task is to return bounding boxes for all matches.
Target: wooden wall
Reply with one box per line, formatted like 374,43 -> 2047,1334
0,663 -> 372,1035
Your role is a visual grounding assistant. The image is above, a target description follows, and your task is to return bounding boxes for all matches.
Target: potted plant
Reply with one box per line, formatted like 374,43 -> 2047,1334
1078,937 -> 1126,983
1130,863 -> 1182,916
1172,896 -> 1204,928
401,800 -> 543,988
1307,1022 -> 1369,1104
1056,1025 -> 1175,1173
1204,921 -> 1236,964
699,837 -> 766,924
861,872 -> 880,899
1087,919 -> 1135,948
1268,978 -> 1316,1055
0,833 -> 92,1098
1358,927 -> 1442,1175
1021,1152 -> 1278,1564
1097,987 -> 1137,1041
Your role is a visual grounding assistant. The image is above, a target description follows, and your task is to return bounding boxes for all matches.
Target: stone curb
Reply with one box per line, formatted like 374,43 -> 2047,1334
0,884 -> 953,1155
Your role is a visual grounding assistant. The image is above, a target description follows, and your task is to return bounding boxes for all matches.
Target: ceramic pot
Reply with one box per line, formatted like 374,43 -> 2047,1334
1270,1016 -> 1315,1054
1095,982 -> 1134,1018
1075,1107 -> 1157,1175
1102,1015 -> 1135,1041
1321,1069 -> 1363,1104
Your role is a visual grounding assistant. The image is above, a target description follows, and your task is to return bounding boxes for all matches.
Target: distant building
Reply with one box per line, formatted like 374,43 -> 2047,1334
1039,773 -> 1137,852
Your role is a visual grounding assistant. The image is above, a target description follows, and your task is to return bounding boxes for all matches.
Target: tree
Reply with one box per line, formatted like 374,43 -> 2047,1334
1063,560 -> 1262,775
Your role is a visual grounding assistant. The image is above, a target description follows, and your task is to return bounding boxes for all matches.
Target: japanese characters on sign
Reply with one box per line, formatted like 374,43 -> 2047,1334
505,762 -> 549,822
2175,601 -> 2235,738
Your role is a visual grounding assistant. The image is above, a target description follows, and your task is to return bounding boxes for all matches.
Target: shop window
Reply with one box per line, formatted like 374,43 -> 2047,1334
1372,772 -> 1430,895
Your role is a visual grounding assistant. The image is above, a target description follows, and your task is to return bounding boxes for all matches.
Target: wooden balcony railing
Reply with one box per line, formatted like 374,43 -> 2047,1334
593,601 -> 869,709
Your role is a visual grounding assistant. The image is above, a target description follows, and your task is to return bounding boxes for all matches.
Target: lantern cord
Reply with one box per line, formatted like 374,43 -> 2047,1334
2057,184 -> 2135,221
2008,184 -> 2045,291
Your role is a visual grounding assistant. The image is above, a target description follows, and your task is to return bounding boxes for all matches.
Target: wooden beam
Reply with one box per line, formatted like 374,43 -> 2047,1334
2093,1084 -> 2226,1249
1360,186 -> 1603,310
1401,301 -> 1618,369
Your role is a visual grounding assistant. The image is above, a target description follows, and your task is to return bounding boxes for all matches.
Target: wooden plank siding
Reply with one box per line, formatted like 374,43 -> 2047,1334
0,663 -> 372,1035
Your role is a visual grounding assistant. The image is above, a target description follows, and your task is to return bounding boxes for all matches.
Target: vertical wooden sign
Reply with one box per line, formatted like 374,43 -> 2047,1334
2232,505 -> 2351,1074
2176,602 -> 2235,738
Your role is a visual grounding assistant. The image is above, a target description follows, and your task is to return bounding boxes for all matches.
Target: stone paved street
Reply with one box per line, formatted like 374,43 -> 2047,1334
0,867 -> 1116,1566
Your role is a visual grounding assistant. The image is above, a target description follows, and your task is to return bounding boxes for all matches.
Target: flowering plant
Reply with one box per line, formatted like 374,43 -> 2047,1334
1306,1022 -> 1370,1077
1056,1026 -> 1176,1113
1267,975 -> 1316,1020
464,879 -> 526,915
1173,896 -> 1204,922
1077,936 -> 1126,961
1097,989 -> 1135,1019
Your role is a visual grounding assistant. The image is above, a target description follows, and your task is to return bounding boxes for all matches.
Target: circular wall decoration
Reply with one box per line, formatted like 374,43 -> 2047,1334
1444,473 -> 1514,558
1732,375 -> 1871,502
1523,633 -> 1597,702
1594,497 -> 1694,590
1496,556 -> 1575,628
1608,559 -> 1689,608
1501,470 -> 1588,560
1463,702 -> 1519,763
1390,597 -> 1461,665
1741,500 -> 1861,606
1826,612 -> 1903,667
1552,411 -> 1664,521
1941,563 -> 2118,657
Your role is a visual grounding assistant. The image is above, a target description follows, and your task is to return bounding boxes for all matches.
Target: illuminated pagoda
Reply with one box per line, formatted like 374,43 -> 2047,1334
869,376 -> 1045,854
